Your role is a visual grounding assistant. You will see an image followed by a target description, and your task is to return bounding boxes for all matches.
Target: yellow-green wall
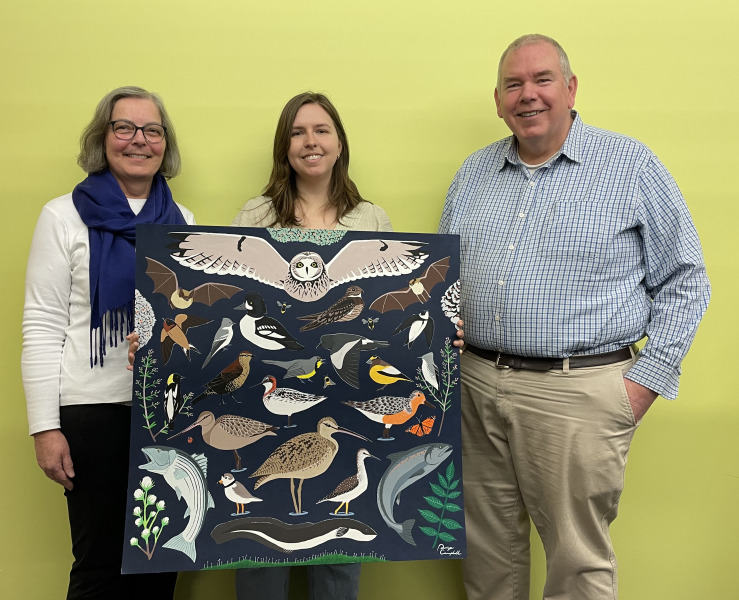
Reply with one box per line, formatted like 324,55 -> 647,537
1,1 -> 735,598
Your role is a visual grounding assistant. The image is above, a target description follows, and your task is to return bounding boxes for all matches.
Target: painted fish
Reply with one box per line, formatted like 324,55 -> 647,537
376,443 -> 453,546
139,445 -> 215,562
211,516 -> 377,553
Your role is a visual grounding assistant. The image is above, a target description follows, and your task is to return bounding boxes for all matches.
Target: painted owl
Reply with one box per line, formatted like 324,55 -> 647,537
167,232 -> 430,302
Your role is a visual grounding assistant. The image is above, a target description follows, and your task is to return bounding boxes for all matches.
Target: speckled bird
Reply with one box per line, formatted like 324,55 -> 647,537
250,417 -> 369,515
342,390 -> 430,440
297,285 -> 364,331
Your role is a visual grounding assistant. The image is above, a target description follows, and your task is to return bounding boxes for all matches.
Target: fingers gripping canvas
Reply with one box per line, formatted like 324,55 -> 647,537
123,224 -> 465,573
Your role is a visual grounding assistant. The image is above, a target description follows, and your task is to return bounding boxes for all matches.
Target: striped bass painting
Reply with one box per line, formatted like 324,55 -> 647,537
140,446 -> 215,562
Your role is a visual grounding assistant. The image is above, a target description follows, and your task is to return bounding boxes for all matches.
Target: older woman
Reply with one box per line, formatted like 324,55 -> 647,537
231,91 -> 389,600
22,86 -> 194,599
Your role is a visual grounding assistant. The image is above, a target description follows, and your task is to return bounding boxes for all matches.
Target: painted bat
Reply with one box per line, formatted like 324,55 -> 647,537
145,257 -> 243,309
368,256 -> 450,313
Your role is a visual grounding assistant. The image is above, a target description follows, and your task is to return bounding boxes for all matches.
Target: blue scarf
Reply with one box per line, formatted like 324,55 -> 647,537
72,169 -> 186,366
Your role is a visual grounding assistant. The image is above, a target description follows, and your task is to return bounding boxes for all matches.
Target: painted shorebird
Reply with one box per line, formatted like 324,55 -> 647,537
342,390 -> 431,441
169,411 -> 278,472
218,473 -> 262,515
317,448 -> 379,515
257,375 -> 328,428
250,417 -> 369,515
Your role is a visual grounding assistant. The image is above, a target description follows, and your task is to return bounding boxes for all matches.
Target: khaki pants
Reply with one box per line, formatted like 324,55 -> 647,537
460,350 -> 639,600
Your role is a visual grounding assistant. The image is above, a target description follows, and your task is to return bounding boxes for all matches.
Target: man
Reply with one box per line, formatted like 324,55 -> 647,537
439,34 -> 709,600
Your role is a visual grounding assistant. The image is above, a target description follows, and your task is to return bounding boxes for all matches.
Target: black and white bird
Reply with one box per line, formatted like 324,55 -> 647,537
318,334 -> 390,388
202,317 -> 235,369
393,310 -> 434,349
419,352 -> 440,392
164,373 -> 185,428
168,231 -> 429,302
235,292 -> 304,351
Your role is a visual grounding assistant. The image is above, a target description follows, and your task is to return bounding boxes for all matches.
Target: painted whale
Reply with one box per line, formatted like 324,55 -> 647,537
211,516 -> 376,553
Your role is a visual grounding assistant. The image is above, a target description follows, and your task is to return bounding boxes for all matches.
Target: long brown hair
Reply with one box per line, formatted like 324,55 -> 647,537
263,92 -> 365,227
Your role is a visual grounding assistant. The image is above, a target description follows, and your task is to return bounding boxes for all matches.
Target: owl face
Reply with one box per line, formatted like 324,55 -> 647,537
289,252 -> 325,282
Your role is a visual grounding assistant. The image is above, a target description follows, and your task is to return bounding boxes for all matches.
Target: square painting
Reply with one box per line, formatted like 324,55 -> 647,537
122,224 -> 465,573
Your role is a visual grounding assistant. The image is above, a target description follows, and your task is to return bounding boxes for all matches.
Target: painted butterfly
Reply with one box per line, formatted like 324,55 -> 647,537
405,415 -> 435,437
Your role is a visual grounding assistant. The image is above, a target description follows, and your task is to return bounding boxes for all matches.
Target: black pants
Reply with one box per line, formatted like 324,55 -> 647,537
61,404 -> 177,599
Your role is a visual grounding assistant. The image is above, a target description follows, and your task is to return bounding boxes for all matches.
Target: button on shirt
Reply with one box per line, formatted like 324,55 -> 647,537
439,113 -> 710,399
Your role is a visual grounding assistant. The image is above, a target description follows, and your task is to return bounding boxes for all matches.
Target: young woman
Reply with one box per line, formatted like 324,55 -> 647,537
231,91 -> 390,600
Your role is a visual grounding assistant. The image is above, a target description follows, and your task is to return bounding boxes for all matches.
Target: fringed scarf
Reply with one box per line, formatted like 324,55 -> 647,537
72,169 -> 186,367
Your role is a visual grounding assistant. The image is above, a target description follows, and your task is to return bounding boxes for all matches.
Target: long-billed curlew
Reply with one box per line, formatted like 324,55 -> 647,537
257,375 -> 327,428
250,417 -> 369,515
342,390 -> 431,441
169,410 -> 278,472
317,448 -> 379,515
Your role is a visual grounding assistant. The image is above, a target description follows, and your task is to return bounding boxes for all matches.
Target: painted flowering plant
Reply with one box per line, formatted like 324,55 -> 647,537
129,476 -> 169,560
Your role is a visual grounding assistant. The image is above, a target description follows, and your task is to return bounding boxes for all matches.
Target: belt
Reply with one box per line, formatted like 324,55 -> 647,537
466,345 -> 633,371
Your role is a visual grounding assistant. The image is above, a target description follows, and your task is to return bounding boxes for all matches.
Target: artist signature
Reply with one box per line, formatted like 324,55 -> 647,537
437,544 -> 462,556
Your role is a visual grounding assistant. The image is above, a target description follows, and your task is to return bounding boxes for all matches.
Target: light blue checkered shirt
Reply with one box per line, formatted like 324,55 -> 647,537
439,112 -> 710,399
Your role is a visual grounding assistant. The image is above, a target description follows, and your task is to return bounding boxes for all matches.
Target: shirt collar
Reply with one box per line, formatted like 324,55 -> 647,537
500,110 -> 583,170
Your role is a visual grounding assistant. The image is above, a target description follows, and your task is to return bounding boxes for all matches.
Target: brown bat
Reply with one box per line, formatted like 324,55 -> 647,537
145,257 -> 243,309
368,256 -> 450,313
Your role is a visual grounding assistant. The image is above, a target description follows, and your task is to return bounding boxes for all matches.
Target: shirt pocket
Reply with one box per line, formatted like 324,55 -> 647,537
536,199 -> 609,261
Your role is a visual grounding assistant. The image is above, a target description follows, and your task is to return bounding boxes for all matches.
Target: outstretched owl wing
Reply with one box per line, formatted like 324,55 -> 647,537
167,232 -> 288,289
324,239 -> 429,288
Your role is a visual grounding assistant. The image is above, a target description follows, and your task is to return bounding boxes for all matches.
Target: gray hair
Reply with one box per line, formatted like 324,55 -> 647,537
496,34 -> 574,92
77,86 -> 181,178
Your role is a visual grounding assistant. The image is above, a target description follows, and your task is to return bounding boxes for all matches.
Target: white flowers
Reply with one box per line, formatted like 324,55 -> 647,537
129,476 -> 169,560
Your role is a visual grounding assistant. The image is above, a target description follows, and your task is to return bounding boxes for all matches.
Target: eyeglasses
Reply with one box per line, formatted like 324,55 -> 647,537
109,120 -> 167,143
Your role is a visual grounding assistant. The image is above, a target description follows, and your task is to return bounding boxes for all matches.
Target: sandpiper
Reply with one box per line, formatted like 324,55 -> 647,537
317,448 -> 379,515
169,410 -> 278,472
342,390 -> 431,441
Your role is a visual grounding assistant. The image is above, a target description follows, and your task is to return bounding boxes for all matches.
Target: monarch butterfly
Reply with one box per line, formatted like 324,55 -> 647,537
406,415 -> 435,437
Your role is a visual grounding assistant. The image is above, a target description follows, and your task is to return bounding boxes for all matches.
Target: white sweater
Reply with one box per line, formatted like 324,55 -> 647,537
22,193 -> 195,435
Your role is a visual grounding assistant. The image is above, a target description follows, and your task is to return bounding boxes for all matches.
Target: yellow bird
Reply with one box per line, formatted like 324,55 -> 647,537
366,355 -> 411,390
